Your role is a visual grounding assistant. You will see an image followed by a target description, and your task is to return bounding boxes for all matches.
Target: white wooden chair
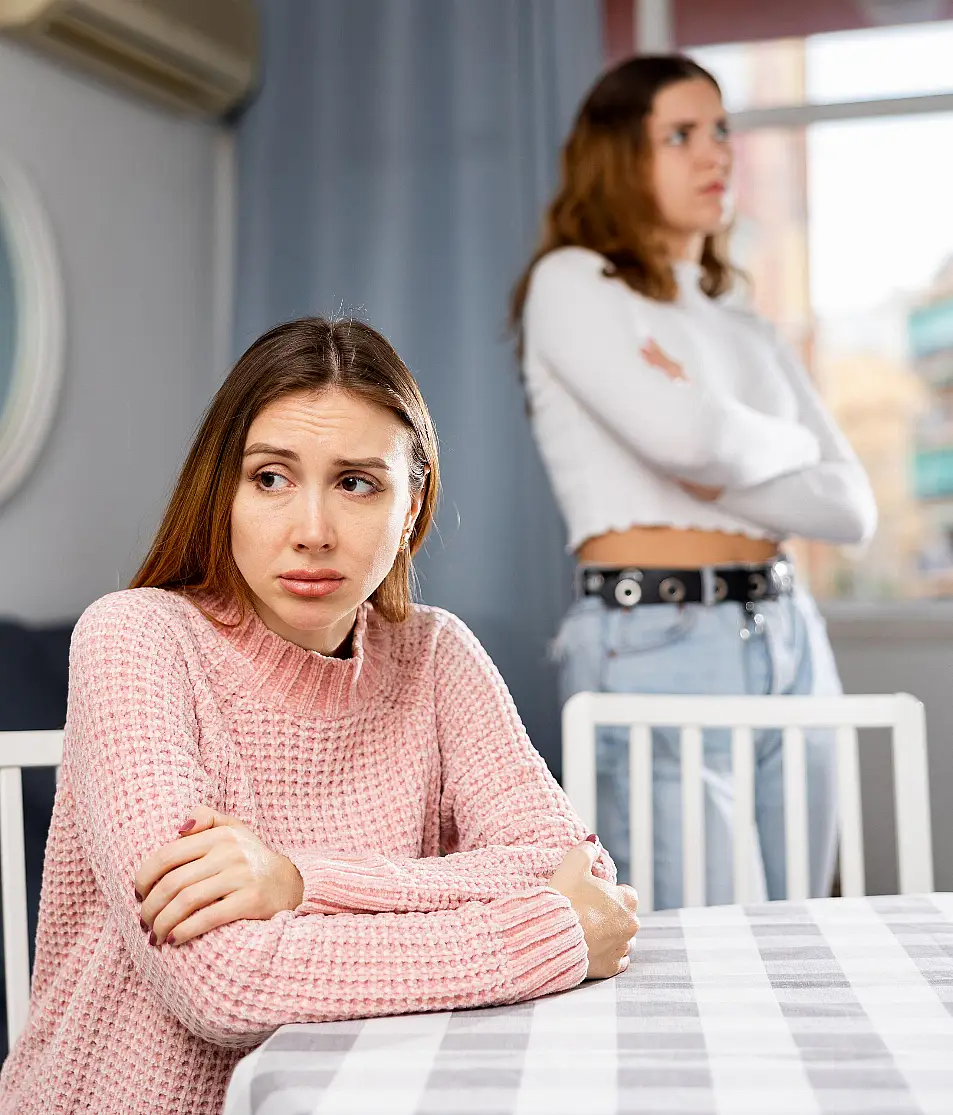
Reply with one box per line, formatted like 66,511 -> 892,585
562,693 -> 933,913
0,729 -> 63,1051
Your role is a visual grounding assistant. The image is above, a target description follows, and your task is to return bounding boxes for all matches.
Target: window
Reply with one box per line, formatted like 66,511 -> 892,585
693,24 -> 953,601
698,21 -> 953,113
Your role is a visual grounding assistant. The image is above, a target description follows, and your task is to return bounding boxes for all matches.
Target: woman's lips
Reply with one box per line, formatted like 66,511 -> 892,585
278,573 -> 345,598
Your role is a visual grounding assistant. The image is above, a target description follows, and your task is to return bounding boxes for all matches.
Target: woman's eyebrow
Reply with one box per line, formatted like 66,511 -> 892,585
243,443 -> 300,461
334,457 -> 391,471
659,116 -> 727,132
242,446 -> 391,471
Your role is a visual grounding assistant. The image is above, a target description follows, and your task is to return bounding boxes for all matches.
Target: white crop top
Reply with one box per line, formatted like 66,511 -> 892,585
522,246 -> 877,553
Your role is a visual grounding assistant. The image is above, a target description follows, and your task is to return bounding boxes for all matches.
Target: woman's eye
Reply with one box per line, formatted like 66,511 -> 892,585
340,476 -> 378,495
666,127 -> 689,146
256,470 -> 290,491
714,121 -> 731,142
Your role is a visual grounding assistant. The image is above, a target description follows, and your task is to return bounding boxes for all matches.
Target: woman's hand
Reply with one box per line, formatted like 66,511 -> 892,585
135,806 -> 304,947
547,841 -> 639,979
641,338 -> 686,381
678,478 -> 724,502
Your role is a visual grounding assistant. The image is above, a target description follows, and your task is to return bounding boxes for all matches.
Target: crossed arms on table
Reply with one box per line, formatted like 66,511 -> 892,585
61,597 -> 606,1047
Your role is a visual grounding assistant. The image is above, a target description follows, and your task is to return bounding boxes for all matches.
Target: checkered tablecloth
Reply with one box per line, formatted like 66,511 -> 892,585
223,893 -> 953,1115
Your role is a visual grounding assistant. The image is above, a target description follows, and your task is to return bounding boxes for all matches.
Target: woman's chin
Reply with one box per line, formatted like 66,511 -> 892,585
697,217 -> 729,239
688,202 -> 731,238
276,597 -> 347,629
255,590 -> 355,641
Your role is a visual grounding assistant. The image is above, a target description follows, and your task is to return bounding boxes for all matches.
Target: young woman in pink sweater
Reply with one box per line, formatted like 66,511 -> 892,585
0,317 -> 639,1115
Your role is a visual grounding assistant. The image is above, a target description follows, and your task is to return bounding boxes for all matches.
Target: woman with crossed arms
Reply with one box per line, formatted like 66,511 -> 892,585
511,55 -> 876,909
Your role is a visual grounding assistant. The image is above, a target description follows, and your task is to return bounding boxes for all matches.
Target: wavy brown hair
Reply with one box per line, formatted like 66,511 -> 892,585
131,317 -> 439,624
510,54 -> 735,332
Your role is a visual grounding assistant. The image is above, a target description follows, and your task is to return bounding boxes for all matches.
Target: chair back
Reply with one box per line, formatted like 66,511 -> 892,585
0,729 -> 63,1051
562,693 -> 932,912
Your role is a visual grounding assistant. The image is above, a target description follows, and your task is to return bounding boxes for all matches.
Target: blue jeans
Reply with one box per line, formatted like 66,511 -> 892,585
554,587 -> 841,909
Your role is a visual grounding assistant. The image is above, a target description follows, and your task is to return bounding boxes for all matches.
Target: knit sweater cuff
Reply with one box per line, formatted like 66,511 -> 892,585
286,850 -> 349,915
287,849 -> 419,915
488,887 -> 588,1000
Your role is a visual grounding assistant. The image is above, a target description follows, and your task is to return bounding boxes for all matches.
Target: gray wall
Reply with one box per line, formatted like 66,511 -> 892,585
0,221 -> 14,416
826,605 -> 953,892
235,0 -> 603,774
0,40 -> 221,623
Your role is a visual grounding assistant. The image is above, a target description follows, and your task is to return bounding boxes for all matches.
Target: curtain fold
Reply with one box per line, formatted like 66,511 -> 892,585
236,1 -> 603,772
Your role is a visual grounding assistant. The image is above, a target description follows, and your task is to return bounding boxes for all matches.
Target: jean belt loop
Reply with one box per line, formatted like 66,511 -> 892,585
700,565 -> 716,607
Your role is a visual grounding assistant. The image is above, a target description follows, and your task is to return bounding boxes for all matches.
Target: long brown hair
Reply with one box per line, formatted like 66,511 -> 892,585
510,54 -> 734,331
131,317 -> 440,624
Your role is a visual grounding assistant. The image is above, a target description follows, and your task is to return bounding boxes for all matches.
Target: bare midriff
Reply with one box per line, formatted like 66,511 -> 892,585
577,525 -> 780,569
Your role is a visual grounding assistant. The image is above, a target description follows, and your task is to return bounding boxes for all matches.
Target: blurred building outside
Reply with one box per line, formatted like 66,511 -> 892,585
694,21 -> 953,602
909,258 -> 953,592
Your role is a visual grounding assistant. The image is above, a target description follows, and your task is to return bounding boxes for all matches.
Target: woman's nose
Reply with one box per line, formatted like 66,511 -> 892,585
292,496 -> 335,551
699,140 -> 730,170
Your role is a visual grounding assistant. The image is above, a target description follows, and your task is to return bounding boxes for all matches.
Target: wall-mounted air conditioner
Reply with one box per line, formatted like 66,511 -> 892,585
0,0 -> 259,118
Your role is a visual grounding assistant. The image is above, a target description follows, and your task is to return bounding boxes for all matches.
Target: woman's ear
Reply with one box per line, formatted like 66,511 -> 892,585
402,465 -> 430,547
407,479 -> 427,529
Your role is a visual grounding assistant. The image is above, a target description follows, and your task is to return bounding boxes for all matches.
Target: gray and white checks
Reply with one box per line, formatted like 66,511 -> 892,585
224,894 -> 953,1115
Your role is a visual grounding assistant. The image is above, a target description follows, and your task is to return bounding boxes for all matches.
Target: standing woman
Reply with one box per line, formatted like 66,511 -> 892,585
511,56 -> 876,910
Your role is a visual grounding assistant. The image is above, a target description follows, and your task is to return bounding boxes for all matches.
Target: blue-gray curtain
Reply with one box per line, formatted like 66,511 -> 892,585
235,0 -> 604,775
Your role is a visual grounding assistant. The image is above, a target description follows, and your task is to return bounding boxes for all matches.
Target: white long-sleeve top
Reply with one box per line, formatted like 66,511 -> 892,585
522,246 -> 877,552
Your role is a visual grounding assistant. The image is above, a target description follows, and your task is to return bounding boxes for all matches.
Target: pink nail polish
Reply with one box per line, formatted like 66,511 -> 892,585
167,933 -> 176,946
149,931 -> 157,947
585,833 -> 599,844
178,819 -> 196,834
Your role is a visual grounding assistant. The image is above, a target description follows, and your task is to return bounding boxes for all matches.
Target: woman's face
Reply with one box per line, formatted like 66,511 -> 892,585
231,388 -> 423,654
647,77 -> 733,249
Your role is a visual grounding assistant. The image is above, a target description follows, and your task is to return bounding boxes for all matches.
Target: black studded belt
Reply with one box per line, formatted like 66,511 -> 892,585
577,559 -> 794,609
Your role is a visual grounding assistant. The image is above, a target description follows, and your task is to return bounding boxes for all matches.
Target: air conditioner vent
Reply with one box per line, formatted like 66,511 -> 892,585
0,0 -> 259,118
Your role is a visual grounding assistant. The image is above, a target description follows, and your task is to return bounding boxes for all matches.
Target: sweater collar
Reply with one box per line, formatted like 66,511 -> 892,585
191,591 -> 384,718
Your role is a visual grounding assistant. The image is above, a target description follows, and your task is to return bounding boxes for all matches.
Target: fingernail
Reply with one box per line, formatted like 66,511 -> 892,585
585,833 -> 599,844
139,918 -> 148,932
167,933 -> 176,946
149,931 -> 157,947
178,819 -> 196,834
134,888 -> 143,902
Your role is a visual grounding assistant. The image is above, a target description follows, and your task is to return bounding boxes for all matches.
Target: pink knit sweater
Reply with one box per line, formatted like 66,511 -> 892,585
0,588 -> 612,1114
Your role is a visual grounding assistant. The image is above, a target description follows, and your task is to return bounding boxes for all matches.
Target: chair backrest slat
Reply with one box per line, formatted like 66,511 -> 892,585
0,729 -> 64,1053
892,697 -> 933,894
731,726 -> 757,904
680,726 -> 705,907
561,693 -> 933,914
0,767 -> 30,1047
561,696 -> 597,832
782,726 -> 810,901
836,725 -> 865,896
627,724 -> 654,913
